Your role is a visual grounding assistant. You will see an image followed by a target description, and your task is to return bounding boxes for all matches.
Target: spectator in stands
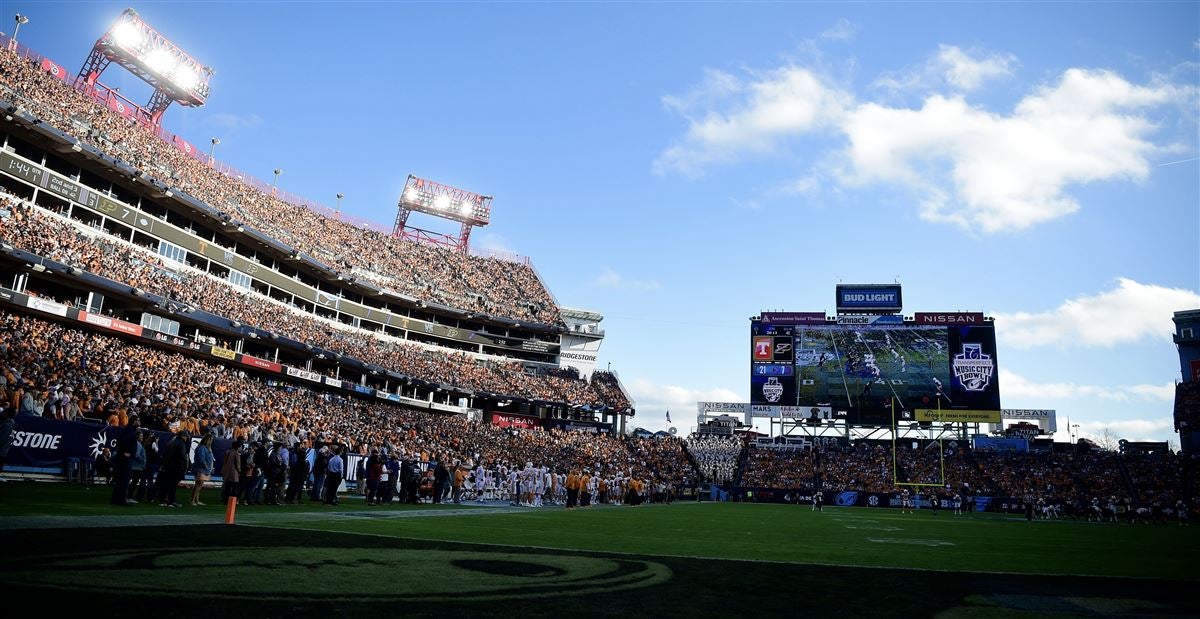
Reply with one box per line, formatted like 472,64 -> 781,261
157,430 -> 191,507
190,433 -> 214,506
110,414 -> 140,506
324,445 -> 344,506
221,439 -> 243,505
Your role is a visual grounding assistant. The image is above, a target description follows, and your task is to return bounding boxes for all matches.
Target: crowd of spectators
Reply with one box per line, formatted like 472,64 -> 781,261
625,436 -> 695,486
0,47 -> 560,325
0,311 -> 683,489
685,435 -> 741,483
739,443 -> 1198,513
0,191 -> 627,409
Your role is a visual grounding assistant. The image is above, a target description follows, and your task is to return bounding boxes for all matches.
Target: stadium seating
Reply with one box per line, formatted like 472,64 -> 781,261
0,190 -> 626,409
0,47 -> 559,326
0,310 -> 668,484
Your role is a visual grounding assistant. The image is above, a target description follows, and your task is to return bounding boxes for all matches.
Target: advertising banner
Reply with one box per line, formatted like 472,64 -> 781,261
696,402 -> 750,415
209,345 -> 236,361
972,436 -> 1029,452
914,312 -> 985,325
836,284 -> 902,313
39,58 -> 69,82
835,314 -> 904,325
1001,409 -> 1057,433
239,355 -> 282,373
490,413 -> 541,430
285,366 -> 322,383
26,296 -> 68,317
759,312 -> 827,325
5,417 -> 233,480
915,409 -> 1002,423
78,310 -> 143,336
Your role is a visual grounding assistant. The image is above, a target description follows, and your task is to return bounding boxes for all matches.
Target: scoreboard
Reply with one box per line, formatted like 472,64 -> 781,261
751,312 -> 1000,425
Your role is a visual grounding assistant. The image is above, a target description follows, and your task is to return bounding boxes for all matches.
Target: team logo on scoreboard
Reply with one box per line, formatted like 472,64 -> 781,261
762,378 -> 784,403
772,337 -> 793,361
952,344 -> 994,391
752,337 -> 772,361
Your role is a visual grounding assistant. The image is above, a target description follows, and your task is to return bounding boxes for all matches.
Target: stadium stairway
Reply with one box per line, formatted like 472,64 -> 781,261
732,443 -> 751,486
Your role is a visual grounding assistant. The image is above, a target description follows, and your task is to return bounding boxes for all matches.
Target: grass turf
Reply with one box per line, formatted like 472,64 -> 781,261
1,482 -> 1197,617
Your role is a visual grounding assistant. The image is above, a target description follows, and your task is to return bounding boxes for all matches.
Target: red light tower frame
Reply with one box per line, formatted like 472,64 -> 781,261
75,8 -> 212,127
393,175 -> 493,252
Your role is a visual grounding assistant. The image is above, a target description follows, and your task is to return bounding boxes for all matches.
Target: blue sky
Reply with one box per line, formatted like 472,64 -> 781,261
9,2 -> 1198,442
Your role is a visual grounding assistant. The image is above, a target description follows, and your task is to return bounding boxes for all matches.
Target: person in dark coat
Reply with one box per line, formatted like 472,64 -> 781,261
156,430 -> 191,507
311,446 -> 329,503
110,414 -> 141,505
136,432 -> 160,502
285,443 -> 310,504
221,439 -> 243,505
433,456 -> 449,504
399,455 -> 416,504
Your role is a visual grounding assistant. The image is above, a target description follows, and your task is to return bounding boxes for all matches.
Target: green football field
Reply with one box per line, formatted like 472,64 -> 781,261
1,482 -> 1197,617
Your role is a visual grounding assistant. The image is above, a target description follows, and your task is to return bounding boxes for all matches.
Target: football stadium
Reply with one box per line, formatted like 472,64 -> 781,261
0,5 -> 1198,617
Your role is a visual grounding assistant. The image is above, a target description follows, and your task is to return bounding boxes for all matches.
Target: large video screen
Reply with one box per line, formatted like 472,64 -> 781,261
751,321 -> 1000,424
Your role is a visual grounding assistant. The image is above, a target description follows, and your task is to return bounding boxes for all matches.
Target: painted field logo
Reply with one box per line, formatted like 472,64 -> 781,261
0,547 -> 671,602
952,344 -> 993,391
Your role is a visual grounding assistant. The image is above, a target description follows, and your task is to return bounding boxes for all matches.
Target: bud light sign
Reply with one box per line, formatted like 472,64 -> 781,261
836,284 -> 902,313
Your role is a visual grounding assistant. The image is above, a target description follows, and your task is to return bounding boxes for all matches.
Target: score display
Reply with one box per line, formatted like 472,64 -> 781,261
751,318 -> 1000,424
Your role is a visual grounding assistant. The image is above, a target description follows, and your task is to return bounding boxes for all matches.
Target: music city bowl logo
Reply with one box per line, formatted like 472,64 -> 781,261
952,344 -> 994,391
762,378 -> 784,403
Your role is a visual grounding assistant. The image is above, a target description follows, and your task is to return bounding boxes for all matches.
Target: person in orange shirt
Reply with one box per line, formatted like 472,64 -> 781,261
452,465 -> 467,504
579,470 -> 592,508
565,470 -> 579,509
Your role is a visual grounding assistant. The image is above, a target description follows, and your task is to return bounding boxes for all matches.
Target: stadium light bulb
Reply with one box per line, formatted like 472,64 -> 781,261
404,187 -> 419,202
458,201 -> 472,216
434,195 -> 450,210
173,66 -> 199,90
144,48 -> 176,75
112,21 -> 143,48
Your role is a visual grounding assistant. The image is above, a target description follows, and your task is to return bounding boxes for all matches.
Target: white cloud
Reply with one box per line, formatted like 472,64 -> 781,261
654,67 -> 851,176
591,267 -> 661,291
842,69 -> 1184,232
627,378 -> 741,429
1000,369 -> 1175,402
994,278 -> 1199,348
874,45 -> 1015,94
658,48 -> 1191,232
820,18 -> 857,41
1074,417 -> 1176,443
938,45 -> 1016,91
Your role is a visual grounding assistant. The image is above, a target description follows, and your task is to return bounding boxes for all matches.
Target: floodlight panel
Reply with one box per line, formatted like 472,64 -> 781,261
94,8 -> 212,107
112,21 -> 143,48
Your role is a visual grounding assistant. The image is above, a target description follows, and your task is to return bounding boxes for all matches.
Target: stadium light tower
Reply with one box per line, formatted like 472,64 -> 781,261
393,175 -> 493,252
335,193 -> 344,219
12,14 -> 28,45
75,8 -> 213,127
